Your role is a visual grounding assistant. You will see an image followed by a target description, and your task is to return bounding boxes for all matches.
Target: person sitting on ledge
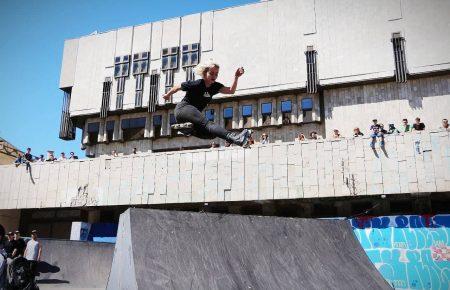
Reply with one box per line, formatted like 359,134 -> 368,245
353,127 -> 364,137
309,131 -> 319,140
412,117 -> 425,131
163,60 -> 252,148
369,119 -> 385,148
332,129 -> 342,139
440,118 -> 449,131
396,118 -> 411,133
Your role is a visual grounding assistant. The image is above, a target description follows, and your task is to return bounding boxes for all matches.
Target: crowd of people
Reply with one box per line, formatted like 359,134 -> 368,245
1,229 -> 42,288
209,117 -> 448,149
14,148 -> 79,172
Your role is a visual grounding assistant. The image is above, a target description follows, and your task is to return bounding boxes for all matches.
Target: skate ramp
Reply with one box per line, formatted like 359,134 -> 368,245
107,209 -> 391,290
37,239 -> 114,288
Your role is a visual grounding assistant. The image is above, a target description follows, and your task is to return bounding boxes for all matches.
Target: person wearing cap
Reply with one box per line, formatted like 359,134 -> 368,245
24,230 -> 42,277
12,231 -> 26,258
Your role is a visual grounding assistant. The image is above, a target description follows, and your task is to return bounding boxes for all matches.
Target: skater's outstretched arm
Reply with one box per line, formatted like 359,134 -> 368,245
163,84 -> 181,100
219,67 -> 245,94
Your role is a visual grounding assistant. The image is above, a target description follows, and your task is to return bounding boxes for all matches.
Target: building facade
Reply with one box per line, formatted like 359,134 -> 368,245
58,0 -> 450,155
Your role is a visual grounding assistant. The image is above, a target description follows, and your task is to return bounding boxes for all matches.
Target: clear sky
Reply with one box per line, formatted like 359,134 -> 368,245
0,0 -> 256,159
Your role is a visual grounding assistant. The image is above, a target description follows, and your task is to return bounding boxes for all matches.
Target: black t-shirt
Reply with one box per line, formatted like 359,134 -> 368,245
14,238 -> 26,257
413,123 -> 425,131
4,240 -> 15,257
24,153 -> 33,162
180,79 -> 224,111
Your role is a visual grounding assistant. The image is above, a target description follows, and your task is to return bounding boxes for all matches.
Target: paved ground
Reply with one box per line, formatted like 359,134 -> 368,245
107,209 -> 391,290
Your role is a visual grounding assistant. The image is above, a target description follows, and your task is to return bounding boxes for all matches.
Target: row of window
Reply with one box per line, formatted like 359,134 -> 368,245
86,98 -> 315,144
114,43 -> 200,78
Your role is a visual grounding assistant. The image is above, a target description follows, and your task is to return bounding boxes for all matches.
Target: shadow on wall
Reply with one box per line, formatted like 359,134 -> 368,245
352,214 -> 450,290
325,75 -> 450,119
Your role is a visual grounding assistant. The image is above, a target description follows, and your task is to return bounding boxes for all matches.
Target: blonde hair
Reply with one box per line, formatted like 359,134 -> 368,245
194,59 -> 220,77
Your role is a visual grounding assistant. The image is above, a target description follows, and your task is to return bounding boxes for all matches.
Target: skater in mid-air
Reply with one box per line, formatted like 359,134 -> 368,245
163,61 -> 252,147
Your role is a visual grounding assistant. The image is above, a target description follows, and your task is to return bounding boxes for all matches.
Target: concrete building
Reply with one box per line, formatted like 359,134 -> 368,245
1,0 -> 450,237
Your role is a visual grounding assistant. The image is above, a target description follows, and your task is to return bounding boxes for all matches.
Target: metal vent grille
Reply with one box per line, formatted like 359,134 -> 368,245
100,77 -> 112,118
392,34 -> 407,83
148,73 -> 160,112
305,49 -> 318,94
59,89 -> 75,140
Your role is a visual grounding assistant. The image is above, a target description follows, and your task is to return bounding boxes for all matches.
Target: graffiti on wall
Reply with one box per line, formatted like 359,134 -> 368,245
352,215 -> 450,290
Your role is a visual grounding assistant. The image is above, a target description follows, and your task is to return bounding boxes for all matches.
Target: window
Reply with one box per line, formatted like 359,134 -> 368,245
114,55 -> 131,78
281,100 -> 292,125
132,52 -> 149,75
392,33 -> 407,83
281,100 -> 292,113
301,98 -> 313,122
106,120 -> 115,142
242,105 -> 252,117
305,46 -> 318,93
223,107 -> 233,130
301,98 -> 313,111
205,109 -> 215,122
121,117 -> 146,141
87,122 -> 100,144
162,47 -> 179,70
164,70 -> 174,98
242,105 -> 252,128
153,115 -> 162,138
135,74 -> 144,107
261,102 -> 272,126
181,43 -> 200,67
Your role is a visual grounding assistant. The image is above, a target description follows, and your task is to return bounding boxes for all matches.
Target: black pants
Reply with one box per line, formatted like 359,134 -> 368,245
174,103 -> 230,140
29,260 -> 37,276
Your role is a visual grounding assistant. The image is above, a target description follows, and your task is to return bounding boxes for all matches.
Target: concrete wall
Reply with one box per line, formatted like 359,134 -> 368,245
0,130 -> 448,209
60,0 -> 450,117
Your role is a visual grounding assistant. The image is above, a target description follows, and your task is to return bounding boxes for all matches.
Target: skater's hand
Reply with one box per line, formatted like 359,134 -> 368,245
235,67 -> 245,78
163,93 -> 171,100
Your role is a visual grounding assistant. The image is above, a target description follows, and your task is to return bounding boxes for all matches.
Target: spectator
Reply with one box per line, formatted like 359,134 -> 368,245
14,154 -> 23,167
132,147 -> 137,154
387,124 -> 397,134
45,151 -> 56,162
248,135 -> 255,145
353,127 -> 364,137
69,152 -> 78,160
5,232 -> 15,284
24,148 -> 33,172
260,133 -> 269,144
309,131 -> 319,140
396,118 -> 412,133
332,129 -> 341,139
58,152 -> 66,161
412,117 -> 425,131
4,232 -> 15,259
296,133 -> 306,142
210,142 -> 219,148
224,141 -> 231,147
12,231 -> 26,258
24,230 -> 42,278
440,118 -> 449,131
111,150 -> 119,157
369,119 -> 385,148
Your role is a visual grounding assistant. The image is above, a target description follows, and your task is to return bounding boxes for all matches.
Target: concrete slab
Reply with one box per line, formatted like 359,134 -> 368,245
107,208 -> 391,290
